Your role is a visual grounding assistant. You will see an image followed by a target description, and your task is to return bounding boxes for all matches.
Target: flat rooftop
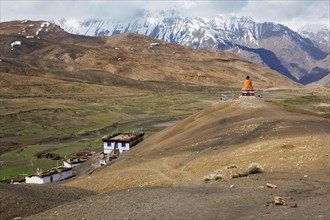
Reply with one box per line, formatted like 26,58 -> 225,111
34,167 -> 72,178
102,132 -> 144,142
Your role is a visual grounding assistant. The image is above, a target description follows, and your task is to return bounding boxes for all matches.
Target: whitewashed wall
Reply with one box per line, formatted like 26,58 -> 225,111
103,141 -> 132,154
25,169 -> 72,184
26,176 -> 50,184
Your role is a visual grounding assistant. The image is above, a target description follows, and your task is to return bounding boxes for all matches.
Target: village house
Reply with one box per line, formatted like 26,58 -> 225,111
63,158 -> 88,168
10,41 -> 21,47
25,167 -> 72,184
63,150 -> 96,168
102,132 -> 144,154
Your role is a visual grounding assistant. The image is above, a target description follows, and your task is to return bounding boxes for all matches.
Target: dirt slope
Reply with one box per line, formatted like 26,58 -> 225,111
65,99 -> 329,192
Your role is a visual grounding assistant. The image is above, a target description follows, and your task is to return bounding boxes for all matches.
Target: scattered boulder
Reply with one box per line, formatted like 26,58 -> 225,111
274,196 -> 298,208
150,42 -> 160,47
266,183 -> 278,188
274,196 -> 286,205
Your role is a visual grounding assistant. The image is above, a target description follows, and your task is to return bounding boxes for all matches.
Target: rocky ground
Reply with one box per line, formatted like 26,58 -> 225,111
24,172 -> 329,220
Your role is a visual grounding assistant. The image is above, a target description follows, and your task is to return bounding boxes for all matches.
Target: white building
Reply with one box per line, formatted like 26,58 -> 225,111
63,158 -> 87,168
10,41 -> 21,47
102,132 -> 144,154
25,167 -> 72,184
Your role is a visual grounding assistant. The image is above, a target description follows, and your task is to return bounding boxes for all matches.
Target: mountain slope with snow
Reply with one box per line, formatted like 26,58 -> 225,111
53,13 -> 329,85
297,24 -> 329,53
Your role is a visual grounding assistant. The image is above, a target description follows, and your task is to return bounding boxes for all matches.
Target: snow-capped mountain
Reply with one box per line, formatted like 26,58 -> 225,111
53,12 -> 329,85
55,15 -> 283,50
297,24 -> 329,53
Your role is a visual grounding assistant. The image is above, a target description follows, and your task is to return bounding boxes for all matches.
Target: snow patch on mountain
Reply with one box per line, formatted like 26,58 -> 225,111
297,24 -> 329,43
297,24 -> 329,53
52,14 -> 267,49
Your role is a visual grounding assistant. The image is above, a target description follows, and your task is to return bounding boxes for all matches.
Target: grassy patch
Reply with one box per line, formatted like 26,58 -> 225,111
283,95 -> 327,107
51,141 -> 101,157
0,159 -> 60,179
0,165 -> 33,180
282,94 -> 330,116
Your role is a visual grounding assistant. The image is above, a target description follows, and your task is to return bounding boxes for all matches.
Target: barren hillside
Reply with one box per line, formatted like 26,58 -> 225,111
66,98 -> 329,192
0,20 -> 300,89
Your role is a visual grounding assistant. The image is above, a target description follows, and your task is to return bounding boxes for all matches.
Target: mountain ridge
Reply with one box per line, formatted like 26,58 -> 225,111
0,20 -> 300,89
51,13 -> 329,85
297,24 -> 330,53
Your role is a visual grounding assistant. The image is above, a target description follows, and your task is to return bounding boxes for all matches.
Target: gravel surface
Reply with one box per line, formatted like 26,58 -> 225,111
0,183 -> 95,220
24,173 -> 330,220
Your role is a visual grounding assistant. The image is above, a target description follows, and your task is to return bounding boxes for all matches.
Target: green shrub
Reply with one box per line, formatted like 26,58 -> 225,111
231,172 -> 248,179
248,163 -> 263,174
226,164 -> 238,169
204,173 -> 223,182
214,174 -> 223,180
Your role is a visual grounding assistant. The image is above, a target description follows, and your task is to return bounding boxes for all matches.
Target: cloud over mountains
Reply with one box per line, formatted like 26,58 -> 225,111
1,0 -> 329,30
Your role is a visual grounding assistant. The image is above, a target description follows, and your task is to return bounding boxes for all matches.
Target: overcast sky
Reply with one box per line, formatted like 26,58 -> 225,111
1,0 -> 329,30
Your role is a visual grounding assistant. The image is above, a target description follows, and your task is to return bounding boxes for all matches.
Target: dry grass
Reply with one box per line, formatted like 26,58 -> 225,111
204,163 -> 263,182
